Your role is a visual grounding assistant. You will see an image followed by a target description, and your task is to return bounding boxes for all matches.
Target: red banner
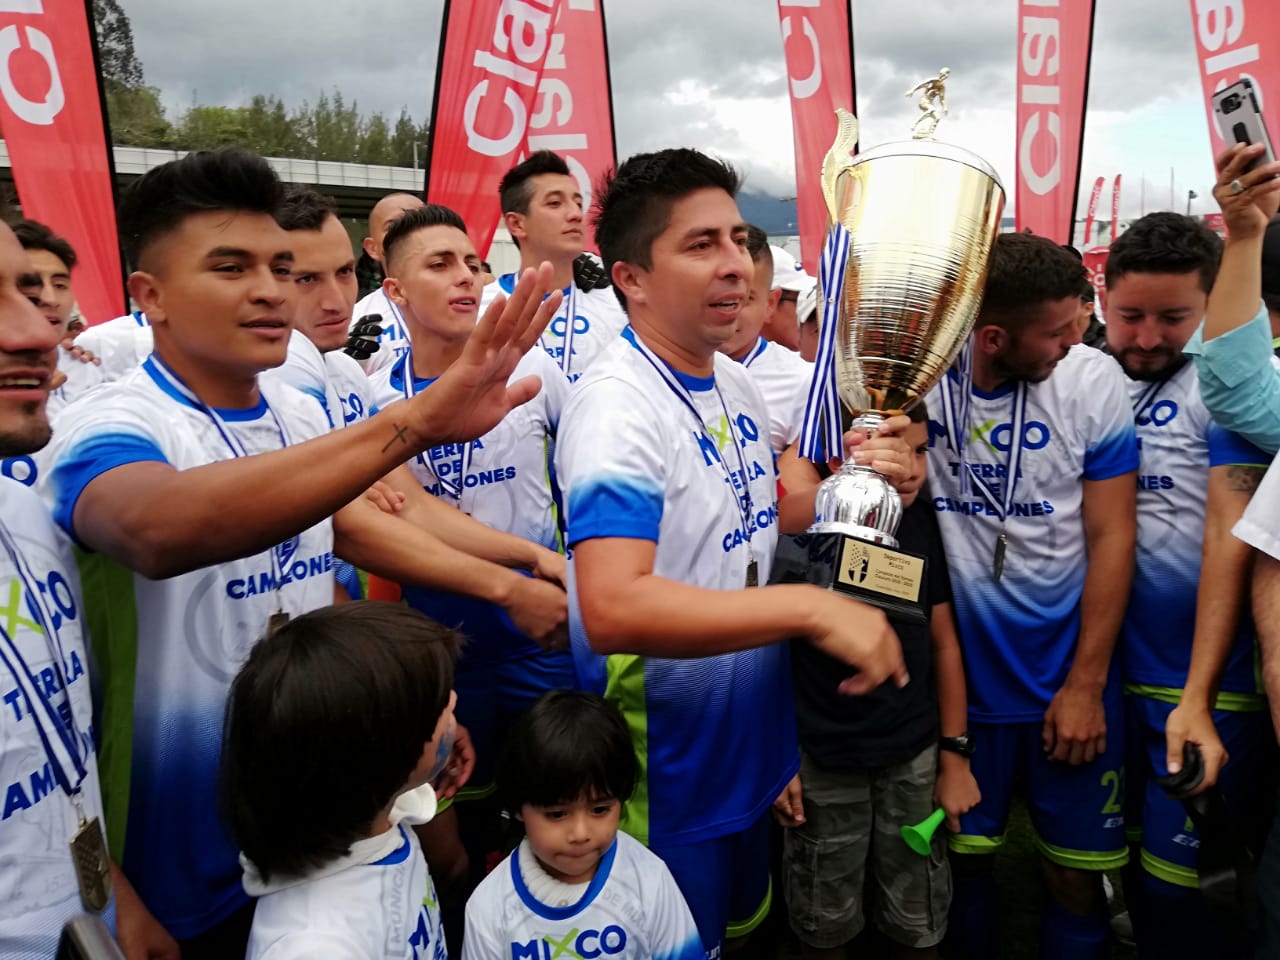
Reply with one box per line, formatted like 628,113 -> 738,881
522,0 -> 614,254
1015,0 -> 1096,242
1083,245 -> 1109,316
1083,176 -> 1104,246
777,0 -> 855,274
1110,173 -> 1122,240
426,0 -> 560,258
1189,0 -> 1280,161
0,0 -> 123,325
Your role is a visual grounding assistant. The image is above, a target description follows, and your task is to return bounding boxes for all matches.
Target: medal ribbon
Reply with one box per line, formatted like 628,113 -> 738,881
947,381 -> 1030,526
144,355 -> 292,593
398,348 -> 473,502
938,343 -> 976,495
625,328 -> 757,562
799,224 -> 851,464
0,517 -> 88,799
1130,379 -> 1166,423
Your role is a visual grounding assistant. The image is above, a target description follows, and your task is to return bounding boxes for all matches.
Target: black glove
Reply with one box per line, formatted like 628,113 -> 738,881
1154,742 -> 1257,928
344,315 -> 383,362
573,253 -> 610,292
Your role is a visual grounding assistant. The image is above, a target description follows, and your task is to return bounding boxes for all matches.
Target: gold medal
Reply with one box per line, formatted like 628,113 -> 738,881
268,610 -> 290,635
745,559 -> 759,588
69,815 -> 111,913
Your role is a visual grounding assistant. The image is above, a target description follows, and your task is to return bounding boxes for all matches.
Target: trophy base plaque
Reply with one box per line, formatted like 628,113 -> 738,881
804,526 -> 929,624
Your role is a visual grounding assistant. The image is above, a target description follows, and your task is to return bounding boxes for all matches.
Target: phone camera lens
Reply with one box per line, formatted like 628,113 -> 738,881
1222,94 -> 1241,113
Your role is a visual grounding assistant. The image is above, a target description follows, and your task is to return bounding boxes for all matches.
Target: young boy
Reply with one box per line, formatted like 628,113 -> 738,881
223,602 -> 459,960
463,691 -> 704,960
775,406 -> 979,958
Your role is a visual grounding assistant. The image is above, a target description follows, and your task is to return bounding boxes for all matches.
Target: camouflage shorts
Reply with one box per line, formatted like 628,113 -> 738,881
782,747 -> 951,949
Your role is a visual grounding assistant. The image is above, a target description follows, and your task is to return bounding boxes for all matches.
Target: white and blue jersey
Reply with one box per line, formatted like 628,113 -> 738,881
734,336 -> 812,455
67,312 -> 152,386
1121,361 -> 1269,707
39,359 -> 335,939
480,275 -> 628,383
369,345 -> 567,664
247,824 -> 446,960
0,482 -> 116,958
266,331 -> 380,430
2,313 -> 152,489
350,288 -> 412,375
925,345 -> 1140,721
462,832 -> 703,960
556,327 -> 795,845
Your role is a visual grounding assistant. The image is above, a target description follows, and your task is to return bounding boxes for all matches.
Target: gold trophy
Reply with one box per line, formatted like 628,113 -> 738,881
800,72 -> 1004,622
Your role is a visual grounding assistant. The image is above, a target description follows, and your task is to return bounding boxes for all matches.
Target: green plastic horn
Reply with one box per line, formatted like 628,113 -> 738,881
901,808 -> 946,856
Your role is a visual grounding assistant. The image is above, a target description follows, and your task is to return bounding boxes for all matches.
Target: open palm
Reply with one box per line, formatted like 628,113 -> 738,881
419,262 -> 563,444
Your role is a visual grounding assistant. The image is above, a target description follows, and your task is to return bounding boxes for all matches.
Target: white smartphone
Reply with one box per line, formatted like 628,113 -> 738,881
1212,79 -> 1277,173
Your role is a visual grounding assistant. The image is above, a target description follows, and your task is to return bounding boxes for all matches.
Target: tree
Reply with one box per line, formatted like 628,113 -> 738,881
106,85 -> 171,148
391,107 -> 421,167
92,0 -> 144,91
177,106 -> 249,151
359,113 -> 394,166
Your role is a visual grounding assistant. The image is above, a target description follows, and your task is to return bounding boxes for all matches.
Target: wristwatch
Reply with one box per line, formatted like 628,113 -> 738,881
939,733 -> 975,758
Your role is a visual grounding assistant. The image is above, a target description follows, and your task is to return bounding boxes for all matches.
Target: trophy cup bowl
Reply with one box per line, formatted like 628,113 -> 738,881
806,134 -> 1005,622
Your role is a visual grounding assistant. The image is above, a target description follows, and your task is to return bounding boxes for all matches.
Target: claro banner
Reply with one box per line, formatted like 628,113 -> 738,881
0,0 -> 123,325
776,0 -> 855,274
1015,0 -> 1096,243
1188,0 -> 1279,161
426,0 -> 561,258
522,0 -> 614,253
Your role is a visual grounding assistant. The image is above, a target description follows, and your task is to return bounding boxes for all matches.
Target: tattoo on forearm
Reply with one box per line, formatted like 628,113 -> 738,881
381,424 -> 410,453
1226,464 -> 1265,494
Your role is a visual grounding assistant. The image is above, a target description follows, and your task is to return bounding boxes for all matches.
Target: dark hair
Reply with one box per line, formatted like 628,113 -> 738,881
500,150 -> 573,217
12,219 -> 76,270
381,204 -> 468,272
746,224 -> 772,274
498,691 -> 637,814
1105,212 -> 1222,293
978,232 -> 1088,334
1263,218 -> 1280,313
117,148 -> 284,270
221,602 -> 461,883
906,404 -> 929,425
593,149 -> 741,311
276,185 -> 338,232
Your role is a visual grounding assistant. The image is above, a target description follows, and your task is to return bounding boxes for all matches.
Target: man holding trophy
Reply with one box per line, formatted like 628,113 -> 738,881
791,79 -> 1138,960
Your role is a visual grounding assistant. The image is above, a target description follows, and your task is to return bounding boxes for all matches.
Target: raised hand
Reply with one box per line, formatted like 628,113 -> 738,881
1212,143 -> 1280,239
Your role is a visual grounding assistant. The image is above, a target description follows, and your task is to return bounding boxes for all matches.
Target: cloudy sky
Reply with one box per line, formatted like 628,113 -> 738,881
123,0 -> 1217,219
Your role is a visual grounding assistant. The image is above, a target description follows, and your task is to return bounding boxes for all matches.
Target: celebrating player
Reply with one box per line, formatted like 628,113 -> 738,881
556,147 -> 906,957
927,233 -> 1139,960
479,151 -> 628,382
38,148 -> 559,957
1102,212 -> 1271,959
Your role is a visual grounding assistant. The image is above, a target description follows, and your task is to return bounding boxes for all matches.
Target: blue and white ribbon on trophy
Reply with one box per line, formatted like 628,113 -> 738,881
798,223 -> 851,465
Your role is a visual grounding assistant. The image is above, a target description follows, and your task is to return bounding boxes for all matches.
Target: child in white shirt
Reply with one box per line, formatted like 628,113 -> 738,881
221,602 -> 461,960
462,691 -> 704,960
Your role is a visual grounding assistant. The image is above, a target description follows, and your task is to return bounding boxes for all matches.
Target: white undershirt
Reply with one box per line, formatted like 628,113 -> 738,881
516,838 -> 591,907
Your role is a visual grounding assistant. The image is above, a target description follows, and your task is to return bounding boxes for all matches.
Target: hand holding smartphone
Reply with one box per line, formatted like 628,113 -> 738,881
1212,79 -> 1277,173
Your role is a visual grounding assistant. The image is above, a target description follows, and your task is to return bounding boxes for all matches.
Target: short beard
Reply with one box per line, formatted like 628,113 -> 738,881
1118,349 -> 1185,382
0,405 -> 51,457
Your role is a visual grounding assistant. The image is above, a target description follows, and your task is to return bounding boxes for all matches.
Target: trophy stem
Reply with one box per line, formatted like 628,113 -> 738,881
810,409 -> 904,547
836,412 -> 892,479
